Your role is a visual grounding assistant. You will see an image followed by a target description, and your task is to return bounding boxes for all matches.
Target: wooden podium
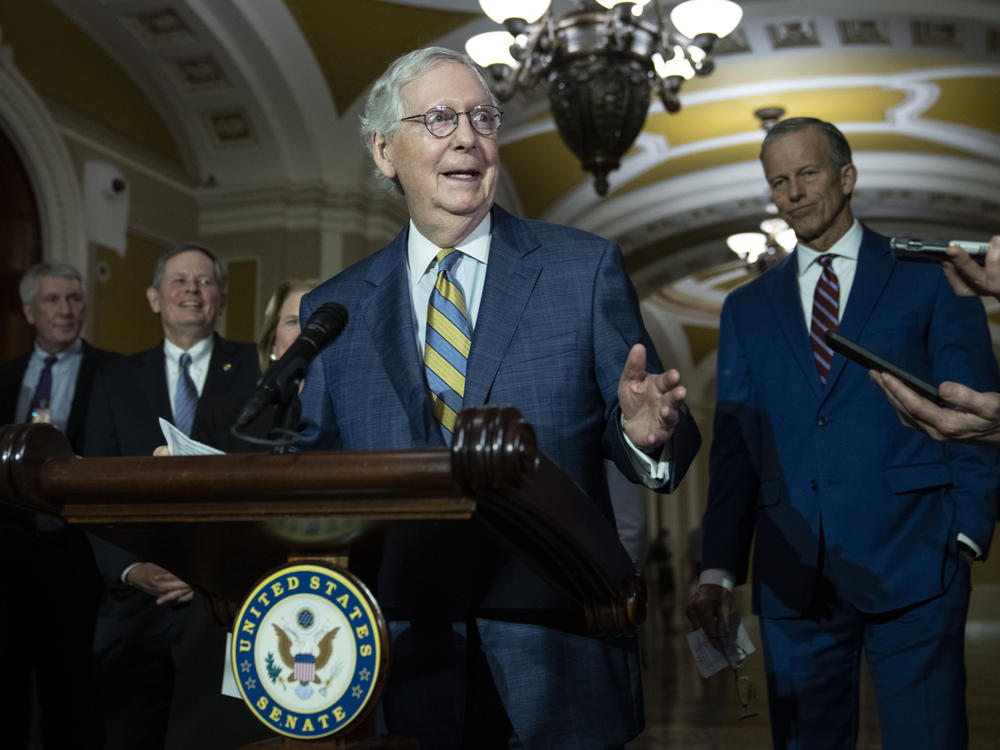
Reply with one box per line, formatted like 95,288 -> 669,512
0,407 -> 645,747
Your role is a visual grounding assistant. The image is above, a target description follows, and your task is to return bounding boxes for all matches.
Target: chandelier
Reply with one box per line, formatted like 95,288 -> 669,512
466,0 -> 744,196
726,106 -> 793,271
727,217 -> 796,270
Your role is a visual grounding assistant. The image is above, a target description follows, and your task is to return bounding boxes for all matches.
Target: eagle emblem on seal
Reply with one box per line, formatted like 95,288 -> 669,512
271,608 -> 340,700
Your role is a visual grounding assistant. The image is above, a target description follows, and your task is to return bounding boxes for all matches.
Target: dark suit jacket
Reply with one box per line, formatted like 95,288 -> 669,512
703,226 -> 1000,618
0,339 -> 120,453
82,334 -> 263,748
84,333 -> 260,458
298,204 -> 701,746
83,333 -> 260,636
0,339 -> 118,745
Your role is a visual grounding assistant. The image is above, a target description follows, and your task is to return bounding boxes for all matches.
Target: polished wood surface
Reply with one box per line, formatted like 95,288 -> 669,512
0,411 -> 644,634
629,582 -> 1000,749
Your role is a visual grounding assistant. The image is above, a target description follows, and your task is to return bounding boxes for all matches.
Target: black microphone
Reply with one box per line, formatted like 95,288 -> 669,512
234,301 -> 348,429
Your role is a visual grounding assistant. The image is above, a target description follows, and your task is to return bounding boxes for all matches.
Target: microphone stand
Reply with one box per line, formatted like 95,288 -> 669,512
268,388 -> 302,455
265,370 -> 305,454
232,366 -> 306,453
231,301 -> 348,451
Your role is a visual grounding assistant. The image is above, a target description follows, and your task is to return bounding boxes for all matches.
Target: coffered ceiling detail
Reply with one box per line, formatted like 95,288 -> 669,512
1,0 -> 998,294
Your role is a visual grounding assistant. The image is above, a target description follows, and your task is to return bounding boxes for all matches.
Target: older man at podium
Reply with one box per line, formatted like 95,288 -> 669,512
297,47 -> 701,749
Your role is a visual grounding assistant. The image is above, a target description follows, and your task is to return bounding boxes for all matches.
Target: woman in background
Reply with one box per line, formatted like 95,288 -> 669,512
256,278 -> 322,371
194,277 -> 320,452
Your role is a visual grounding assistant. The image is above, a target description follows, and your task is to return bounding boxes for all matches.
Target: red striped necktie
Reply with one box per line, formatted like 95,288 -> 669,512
810,254 -> 839,384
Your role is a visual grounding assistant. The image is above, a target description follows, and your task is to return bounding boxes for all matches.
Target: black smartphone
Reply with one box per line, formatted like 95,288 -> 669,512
824,331 -> 946,406
890,238 -> 989,265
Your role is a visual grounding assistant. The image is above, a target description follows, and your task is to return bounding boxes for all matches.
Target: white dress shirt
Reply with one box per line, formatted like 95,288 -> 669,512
795,219 -> 862,324
163,335 -> 214,416
405,214 -> 671,485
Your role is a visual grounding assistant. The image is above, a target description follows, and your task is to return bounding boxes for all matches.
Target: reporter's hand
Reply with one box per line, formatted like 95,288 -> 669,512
942,235 -> 1000,299
125,562 -> 194,605
871,371 -> 1000,444
686,583 -> 734,653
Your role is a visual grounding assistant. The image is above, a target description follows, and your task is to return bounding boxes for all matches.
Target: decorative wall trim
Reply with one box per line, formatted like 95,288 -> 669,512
0,34 -> 86,273
197,182 -> 408,241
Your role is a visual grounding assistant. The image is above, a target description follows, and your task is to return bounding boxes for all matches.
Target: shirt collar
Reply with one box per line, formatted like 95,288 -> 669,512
163,334 -> 214,365
407,213 -> 492,279
33,337 -> 82,362
796,219 -> 863,276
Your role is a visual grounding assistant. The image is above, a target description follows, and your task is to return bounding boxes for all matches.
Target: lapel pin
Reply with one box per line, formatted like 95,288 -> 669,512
223,363 -> 232,371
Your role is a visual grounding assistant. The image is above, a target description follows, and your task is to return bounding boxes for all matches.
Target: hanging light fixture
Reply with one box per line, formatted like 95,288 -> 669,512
726,217 -> 795,270
466,0 -> 743,196
725,105 -> 793,271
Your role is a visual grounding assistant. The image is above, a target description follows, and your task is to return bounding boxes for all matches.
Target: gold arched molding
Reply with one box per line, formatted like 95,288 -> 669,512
0,33 -> 86,275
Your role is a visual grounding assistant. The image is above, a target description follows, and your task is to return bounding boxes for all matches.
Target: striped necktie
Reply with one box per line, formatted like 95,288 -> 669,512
174,352 -> 198,436
810,254 -> 839,384
424,248 -> 472,442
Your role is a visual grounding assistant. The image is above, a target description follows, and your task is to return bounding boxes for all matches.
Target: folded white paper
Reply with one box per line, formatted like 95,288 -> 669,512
158,417 -> 224,456
687,611 -> 757,678
221,632 -> 241,698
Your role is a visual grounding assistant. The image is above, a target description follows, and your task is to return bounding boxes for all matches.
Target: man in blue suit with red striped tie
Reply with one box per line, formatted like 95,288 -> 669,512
298,47 -> 701,749
687,117 -> 1000,749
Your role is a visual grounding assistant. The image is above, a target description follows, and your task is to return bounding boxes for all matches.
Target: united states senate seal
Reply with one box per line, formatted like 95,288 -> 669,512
232,561 -> 387,739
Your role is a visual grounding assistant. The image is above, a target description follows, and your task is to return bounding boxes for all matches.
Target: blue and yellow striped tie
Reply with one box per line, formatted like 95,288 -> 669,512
424,248 -> 472,441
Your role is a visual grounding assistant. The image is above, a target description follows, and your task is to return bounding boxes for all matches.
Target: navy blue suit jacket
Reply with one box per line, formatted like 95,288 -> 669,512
298,204 -> 700,746
704,226 -> 1000,618
299,204 -> 699,606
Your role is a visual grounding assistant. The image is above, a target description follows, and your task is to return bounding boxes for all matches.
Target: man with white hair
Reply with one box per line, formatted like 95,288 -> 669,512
298,47 -> 701,749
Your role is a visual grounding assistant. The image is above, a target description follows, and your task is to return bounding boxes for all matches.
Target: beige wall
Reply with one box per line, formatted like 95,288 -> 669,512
200,227 -> 324,338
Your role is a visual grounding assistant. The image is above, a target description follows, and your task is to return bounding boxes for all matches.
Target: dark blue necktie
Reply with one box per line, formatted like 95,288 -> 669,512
27,355 -> 57,422
174,353 -> 198,436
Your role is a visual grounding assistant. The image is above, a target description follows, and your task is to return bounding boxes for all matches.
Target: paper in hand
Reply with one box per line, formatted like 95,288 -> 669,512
158,417 -> 225,456
687,611 -> 757,678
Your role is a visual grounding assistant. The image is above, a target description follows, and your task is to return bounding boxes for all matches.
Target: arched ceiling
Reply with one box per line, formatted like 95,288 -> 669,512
1,0 -> 998,295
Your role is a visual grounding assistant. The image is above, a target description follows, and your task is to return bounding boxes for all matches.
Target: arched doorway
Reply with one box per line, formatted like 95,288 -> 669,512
0,124 -> 41,361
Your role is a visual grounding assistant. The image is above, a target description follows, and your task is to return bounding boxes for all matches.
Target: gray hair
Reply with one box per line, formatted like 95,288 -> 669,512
359,47 -> 499,194
150,242 -> 227,291
760,116 -> 853,171
19,262 -> 84,304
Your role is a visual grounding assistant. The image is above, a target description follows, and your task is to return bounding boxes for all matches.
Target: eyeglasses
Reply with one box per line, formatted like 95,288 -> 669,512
400,105 -> 503,138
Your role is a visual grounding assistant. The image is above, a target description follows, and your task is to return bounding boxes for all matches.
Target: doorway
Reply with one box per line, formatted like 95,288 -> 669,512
0,124 -> 42,361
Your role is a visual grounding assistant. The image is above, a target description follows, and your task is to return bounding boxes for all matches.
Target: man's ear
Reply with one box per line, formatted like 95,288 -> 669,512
217,291 -> 228,314
371,132 -> 396,180
146,286 -> 161,314
840,163 -> 858,196
23,303 -> 36,327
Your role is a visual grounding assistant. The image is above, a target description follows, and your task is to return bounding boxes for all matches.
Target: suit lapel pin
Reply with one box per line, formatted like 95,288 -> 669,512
223,363 -> 232,371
